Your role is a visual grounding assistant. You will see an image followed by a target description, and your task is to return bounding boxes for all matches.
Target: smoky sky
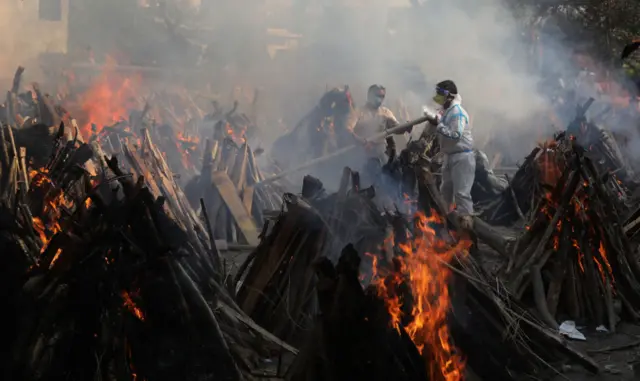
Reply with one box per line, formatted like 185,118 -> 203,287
3,0 -> 638,169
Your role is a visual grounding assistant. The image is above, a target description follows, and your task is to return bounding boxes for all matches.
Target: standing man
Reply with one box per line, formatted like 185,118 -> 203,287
423,80 -> 475,229
349,84 -> 410,181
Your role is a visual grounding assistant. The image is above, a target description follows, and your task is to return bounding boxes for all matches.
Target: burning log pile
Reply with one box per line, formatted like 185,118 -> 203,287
481,100 -> 632,227
0,120 -> 295,380
284,209 -> 599,380
482,139 -> 631,228
235,169 -> 388,344
497,137 -> 640,331
234,165 -> 601,379
79,82 -> 282,246
1,65 -> 280,248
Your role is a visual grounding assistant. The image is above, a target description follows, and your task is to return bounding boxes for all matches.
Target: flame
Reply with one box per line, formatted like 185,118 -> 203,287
374,211 -> 471,381
32,217 -> 49,252
49,248 -> 62,269
29,167 -> 52,188
79,57 -> 141,138
536,141 -> 563,187
122,291 -> 145,321
29,167 -> 72,252
176,131 -> 200,169
224,122 -> 247,144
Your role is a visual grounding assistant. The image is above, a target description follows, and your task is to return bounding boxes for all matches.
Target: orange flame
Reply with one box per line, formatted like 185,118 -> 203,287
122,291 -> 145,321
80,57 -> 141,138
536,141 -> 563,187
49,248 -> 62,269
29,167 -> 72,253
176,131 -> 200,169
32,217 -> 49,252
224,122 -> 247,144
374,211 -> 471,380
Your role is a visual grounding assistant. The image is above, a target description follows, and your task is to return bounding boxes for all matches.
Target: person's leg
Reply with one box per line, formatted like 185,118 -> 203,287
440,155 -> 454,211
451,152 -> 476,216
364,157 -> 382,187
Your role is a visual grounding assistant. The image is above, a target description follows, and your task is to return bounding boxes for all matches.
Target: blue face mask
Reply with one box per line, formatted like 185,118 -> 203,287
369,95 -> 384,108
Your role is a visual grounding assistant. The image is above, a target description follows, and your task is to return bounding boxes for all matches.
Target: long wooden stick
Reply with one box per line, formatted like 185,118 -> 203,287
257,115 -> 430,185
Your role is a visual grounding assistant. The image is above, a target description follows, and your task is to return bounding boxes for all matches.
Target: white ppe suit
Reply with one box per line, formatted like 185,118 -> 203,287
428,94 -> 475,216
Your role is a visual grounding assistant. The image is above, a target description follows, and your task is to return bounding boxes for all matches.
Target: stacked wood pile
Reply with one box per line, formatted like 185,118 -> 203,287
481,101 -> 632,227
499,138 -> 640,331
79,93 -> 280,246
183,119 -> 283,246
285,244 -> 429,381
235,168 -> 389,345
0,120 -> 295,380
234,163 -> 599,380
286,231 -> 599,381
480,141 -> 631,227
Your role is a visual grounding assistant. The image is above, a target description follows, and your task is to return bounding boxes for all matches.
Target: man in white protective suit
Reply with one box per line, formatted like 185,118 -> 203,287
423,80 -> 475,229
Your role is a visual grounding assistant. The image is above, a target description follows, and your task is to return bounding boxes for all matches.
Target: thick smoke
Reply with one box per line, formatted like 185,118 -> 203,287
252,0 -> 551,164
8,0 -> 638,172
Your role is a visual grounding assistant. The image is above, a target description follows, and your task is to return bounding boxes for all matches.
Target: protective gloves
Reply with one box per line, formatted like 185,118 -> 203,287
422,106 -> 440,125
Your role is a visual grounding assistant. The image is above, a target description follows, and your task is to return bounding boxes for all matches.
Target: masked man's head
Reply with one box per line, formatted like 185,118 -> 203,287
433,80 -> 457,106
367,84 -> 386,109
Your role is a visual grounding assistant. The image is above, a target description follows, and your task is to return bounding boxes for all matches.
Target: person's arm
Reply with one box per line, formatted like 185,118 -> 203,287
384,110 -> 412,134
345,110 -> 372,146
436,106 -> 467,140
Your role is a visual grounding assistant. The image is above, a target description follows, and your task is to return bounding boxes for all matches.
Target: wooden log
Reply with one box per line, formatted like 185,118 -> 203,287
230,143 -> 248,191
238,206 -> 305,313
32,83 -> 59,127
604,277 -> 616,333
242,186 -> 254,215
286,244 -> 428,381
564,257 -> 581,321
5,91 -> 15,126
546,228 -> 571,317
505,174 -> 525,222
0,124 -> 10,168
200,198 -> 222,277
170,261 -> 242,380
505,216 -> 546,274
18,147 -> 28,192
509,168 -> 581,293
211,171 -> 259,246
223,142 -> 238,174
245,144 -> 260,186
11,66 -> 24,95
532,264 -> 558,329
583,238 -> 605,327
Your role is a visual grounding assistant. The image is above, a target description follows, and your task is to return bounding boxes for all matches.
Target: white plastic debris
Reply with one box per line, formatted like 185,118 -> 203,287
559,321 -> 586,341
596,325 -> 609,333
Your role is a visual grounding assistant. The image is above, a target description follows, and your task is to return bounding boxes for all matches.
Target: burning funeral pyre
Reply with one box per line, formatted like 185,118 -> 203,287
0,64 -> 637,381
477,99 -> 640,332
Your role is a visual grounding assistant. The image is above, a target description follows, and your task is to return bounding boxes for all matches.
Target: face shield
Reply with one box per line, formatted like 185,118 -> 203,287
433,86 -> 450,105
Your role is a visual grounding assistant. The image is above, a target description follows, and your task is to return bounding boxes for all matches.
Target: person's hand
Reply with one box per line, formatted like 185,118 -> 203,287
353,133 -> 373,150
362,139 -> 375,152
422,106 -> 439,125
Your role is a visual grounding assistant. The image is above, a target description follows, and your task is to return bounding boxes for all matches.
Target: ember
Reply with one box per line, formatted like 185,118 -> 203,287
122,290 -> 145,322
